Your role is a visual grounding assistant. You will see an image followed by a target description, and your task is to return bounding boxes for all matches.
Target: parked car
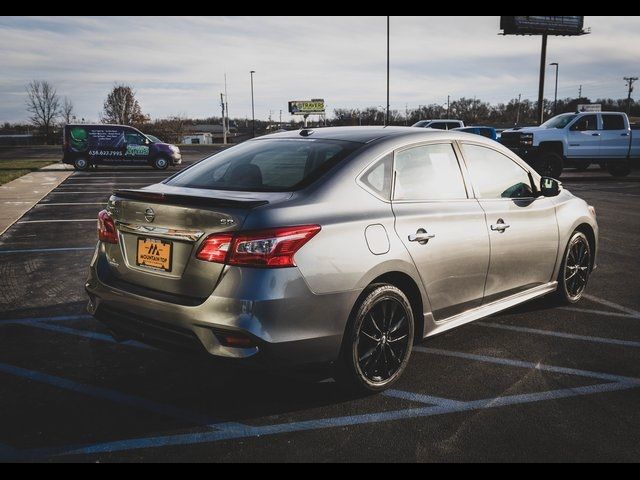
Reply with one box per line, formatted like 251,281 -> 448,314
453,126 -> 498,141
87,127 -> 598,394
412,119 -> 464,130
500,112 -> 640,178
62,124 -> 182,171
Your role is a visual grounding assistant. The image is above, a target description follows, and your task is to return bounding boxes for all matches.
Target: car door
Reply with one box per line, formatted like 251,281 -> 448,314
391,142 -> 490,320
566,114 -> 600,158
123,128 -> 151,164
459,142 -> 559,302
600,114 -> 630,158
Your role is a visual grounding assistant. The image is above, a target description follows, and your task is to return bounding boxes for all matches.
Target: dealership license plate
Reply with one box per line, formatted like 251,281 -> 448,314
136,237 -> 172,272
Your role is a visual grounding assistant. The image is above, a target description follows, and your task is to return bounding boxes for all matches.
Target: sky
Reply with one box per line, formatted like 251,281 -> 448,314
1,16 -> 639,123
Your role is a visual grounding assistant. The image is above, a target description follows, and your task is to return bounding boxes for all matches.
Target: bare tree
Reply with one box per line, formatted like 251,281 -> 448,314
25,80 -> 60,144
102,84 -> 148,126
61,97 -> 75,125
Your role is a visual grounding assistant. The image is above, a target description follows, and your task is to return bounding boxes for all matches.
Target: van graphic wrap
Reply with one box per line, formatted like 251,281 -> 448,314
69,127 -> 88,152
125,144 -> 150,156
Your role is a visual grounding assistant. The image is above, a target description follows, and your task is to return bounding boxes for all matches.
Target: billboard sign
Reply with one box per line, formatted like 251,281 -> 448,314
500,16 -> 585,36
578,104 -> 602,112
288,99 -> 325,116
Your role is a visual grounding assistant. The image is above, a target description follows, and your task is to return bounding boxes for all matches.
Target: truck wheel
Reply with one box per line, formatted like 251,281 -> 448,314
73,158 -> 89,171
535,152 -> 563,179
608,162 -> 631,177
575,162 -> 591,172
153,157 -> 169,170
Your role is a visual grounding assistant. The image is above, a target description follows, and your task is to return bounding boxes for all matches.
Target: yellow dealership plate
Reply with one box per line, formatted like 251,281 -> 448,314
136,237 -> 172,272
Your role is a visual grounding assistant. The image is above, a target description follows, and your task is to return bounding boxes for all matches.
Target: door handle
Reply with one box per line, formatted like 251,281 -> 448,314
408,229 -> 436,244
491,220 -> 510,233
621,133 -> 630,137
591,133 -> 601,137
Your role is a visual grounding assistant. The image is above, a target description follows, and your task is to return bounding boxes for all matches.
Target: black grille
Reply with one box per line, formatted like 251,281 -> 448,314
500,132 -> 524,148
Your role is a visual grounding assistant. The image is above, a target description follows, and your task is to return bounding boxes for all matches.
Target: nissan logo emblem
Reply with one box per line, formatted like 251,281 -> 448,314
144,208 -> 156,223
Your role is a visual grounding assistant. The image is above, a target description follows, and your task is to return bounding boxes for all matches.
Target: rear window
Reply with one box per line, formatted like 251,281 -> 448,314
166,138 -> 361,192
602,115 -> 626,131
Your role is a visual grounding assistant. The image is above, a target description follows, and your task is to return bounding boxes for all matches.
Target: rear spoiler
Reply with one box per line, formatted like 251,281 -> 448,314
113,189 -> 269,209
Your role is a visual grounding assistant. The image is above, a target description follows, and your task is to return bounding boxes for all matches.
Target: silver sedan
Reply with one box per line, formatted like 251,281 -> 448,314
86,127 -> 598,394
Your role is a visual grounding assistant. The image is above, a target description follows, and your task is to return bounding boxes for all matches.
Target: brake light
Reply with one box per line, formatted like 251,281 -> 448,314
196,225 -> 321,268
97,210 -> 118,244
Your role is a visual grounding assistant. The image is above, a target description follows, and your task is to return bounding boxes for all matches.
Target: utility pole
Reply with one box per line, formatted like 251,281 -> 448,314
578,85 -> 582,98
220,93 -> 227,145
536,34 -> 548,125
624,77 -> 638,115
447,95 -> 450,118
516,93 -> 522,126
279,110 -> 282,128
224,74 -> 229,140
385,16 -> 390,127
250,70 -> 256,138
550,62 -> 559,116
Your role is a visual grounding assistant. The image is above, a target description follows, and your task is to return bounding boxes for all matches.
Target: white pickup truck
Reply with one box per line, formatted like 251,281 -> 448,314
501,112 -> 640,178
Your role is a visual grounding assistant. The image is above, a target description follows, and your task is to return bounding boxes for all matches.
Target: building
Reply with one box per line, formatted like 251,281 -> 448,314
181,133 -> 214,145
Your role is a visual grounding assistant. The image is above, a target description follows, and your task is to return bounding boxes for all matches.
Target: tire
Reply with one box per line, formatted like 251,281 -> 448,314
575,162 -> 591,172
153,157 -> 169,170
534,152 -> 564,179
607,162 -> 631,177
554,231 -> 592,305
73,158 -> 89,171
334,284 -> 415,395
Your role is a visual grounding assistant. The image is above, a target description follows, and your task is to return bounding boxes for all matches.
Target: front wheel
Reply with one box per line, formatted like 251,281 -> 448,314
335,284 -> 415,395
534,152 -> 563,179
555,231 -> 592,304
153,157 -> 169,170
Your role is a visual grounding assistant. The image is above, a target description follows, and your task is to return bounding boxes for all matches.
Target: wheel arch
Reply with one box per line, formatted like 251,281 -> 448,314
538,141 -> 565,157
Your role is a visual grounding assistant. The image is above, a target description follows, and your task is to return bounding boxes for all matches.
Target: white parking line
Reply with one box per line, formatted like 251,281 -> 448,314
36,203 -> 106,206
17,219 -> 96,224
559,307 -> 640,320
584,294 -> 640,317
476,322 -> 640,348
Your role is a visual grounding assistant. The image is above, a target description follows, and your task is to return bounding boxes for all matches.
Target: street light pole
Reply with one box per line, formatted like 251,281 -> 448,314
386,16 -> 390,127
536,34 -> 548,125
550,62 -> 559,116
250,70 -> 256,138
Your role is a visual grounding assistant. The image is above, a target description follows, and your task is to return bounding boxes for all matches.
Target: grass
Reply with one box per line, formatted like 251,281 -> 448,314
0,159 -> 56,186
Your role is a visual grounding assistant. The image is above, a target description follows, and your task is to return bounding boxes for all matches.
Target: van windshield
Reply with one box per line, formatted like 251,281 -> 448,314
165,138 -> 362,192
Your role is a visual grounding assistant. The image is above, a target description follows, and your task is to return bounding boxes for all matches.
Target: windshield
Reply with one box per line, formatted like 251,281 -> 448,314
146,134 -> 162,143
412,121 -> 430,128
541,114 -> 578,129
165,138 -> 362,192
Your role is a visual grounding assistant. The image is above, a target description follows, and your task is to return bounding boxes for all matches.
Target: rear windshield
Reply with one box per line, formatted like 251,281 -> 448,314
165,138 -> 362,192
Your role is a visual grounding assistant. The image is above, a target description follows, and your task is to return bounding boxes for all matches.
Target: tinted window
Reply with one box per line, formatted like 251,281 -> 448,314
602,115 -> 626,131
360,154 -> 393,199
393,144 -> 467,201
429,123 -> 447,130
125,132 -> 147,144
462,144 -> 534,199
571,115 -> 598,131
166,139 -> 360,192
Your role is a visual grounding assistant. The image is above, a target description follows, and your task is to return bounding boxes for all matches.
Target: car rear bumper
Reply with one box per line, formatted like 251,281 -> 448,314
85,246 -> 357,368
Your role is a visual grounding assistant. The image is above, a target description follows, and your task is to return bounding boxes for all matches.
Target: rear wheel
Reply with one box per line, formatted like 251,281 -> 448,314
607,162 -> 631,177
534,152 -> 563,179
153,157 -> 169,170
555,231 -> 592,304
73,158 -> 89,171
335,284 -> 414,395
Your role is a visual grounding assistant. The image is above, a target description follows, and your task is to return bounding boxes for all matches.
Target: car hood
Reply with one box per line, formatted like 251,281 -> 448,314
503,126 -> 546,134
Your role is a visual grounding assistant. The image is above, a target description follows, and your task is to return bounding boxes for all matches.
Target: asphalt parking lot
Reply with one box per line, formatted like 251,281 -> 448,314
1,159 -> 639,462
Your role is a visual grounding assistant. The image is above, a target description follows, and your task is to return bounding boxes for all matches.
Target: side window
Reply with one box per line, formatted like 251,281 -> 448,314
429,123 -> 447,130
602,115 -> 626,131
570,115 -> 598,132
125,131 -> 147,145
462,144 -> 534,199
360,153 -> 393,200
393,144 -> 467,201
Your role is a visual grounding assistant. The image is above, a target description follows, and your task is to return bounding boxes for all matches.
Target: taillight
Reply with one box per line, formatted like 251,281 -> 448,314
97,210 -> 118,244
196,225 -> 321,268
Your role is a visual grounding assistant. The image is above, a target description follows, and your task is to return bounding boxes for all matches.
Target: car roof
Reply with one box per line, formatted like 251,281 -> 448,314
256,126 -> 474,144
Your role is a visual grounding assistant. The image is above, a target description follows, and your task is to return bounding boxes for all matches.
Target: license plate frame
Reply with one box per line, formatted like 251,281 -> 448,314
136,237 -> 173,272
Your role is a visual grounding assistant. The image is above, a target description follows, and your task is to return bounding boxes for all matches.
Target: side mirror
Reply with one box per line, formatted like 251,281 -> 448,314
540,177 -> 561,197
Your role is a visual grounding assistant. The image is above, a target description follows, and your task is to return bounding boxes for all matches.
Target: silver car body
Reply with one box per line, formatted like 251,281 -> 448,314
86,127 -> 598,367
